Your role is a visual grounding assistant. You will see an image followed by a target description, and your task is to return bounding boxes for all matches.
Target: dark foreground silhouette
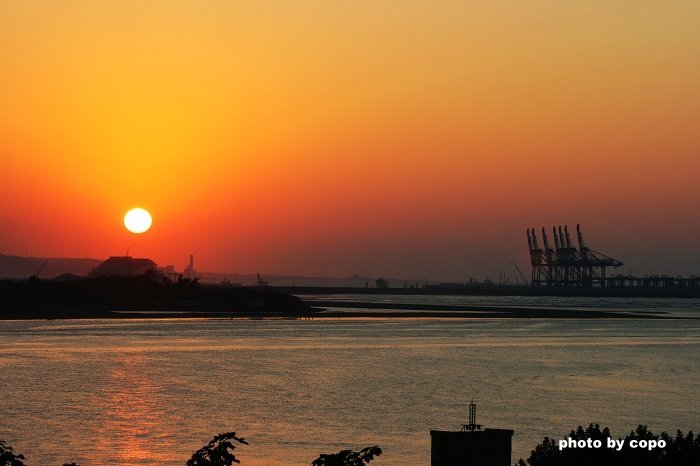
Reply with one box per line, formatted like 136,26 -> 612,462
311,446 -> 382,466
0,273 -> 313,319
0,433 -> 381,466
4,273 -> 684,320
0,439 -> 25,466
186,432 -> 248,465
517,423 -> 700,466
5,424 -> 698,465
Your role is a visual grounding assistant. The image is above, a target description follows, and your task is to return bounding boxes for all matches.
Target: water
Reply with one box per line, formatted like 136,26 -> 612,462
301,294 -> 700,317
1,299 -> 699,465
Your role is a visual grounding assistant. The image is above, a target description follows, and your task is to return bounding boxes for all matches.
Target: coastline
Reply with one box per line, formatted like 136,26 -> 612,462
0,302 -> 692,320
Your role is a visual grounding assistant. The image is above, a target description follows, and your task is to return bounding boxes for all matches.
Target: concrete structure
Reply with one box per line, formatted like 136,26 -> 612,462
431,402 -> 513,466
430,428 -> 514,466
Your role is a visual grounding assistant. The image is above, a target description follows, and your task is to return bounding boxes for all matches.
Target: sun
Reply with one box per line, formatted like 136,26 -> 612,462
124,208 -> 152,234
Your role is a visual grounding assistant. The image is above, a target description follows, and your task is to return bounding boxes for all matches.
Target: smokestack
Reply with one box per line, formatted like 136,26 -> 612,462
527,229 -> 533,250
553,226 -> 560,250
189,254 -> 194,268
564,225 -> 572,248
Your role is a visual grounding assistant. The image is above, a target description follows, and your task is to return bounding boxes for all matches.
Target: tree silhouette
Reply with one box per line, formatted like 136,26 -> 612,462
311,446 -> 382,466
517,424 -> 700,466
660,430 -> 700,466
186,432 -> 249,466
0,440 -> 26,466
1,434 -> 382,466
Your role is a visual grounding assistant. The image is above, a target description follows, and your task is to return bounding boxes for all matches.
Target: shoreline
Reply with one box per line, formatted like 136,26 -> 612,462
276,285 -> 700,299
0,303 -> 693,320
303,299 -> 696,319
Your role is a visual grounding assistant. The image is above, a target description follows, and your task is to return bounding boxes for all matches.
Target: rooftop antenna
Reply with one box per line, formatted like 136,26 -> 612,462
462,399 -> 483,431
125,240 -> 138,257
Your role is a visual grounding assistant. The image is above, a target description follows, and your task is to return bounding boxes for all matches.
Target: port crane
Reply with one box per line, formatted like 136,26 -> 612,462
510,261 -> 528,286
29,260 -> 48,279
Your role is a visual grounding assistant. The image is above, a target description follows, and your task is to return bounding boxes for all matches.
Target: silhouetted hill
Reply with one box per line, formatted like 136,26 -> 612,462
0,273 -> 313,318
0,253 -> 101,279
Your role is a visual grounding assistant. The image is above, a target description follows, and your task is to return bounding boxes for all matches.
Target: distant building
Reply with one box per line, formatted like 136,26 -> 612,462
159,264 -> 178,281
431,402 -> 514,466
89,256 -> 157,277
184,254 -> 196,279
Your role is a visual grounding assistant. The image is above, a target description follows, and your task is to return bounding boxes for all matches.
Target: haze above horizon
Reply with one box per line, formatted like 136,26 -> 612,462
1,1 -> 698,280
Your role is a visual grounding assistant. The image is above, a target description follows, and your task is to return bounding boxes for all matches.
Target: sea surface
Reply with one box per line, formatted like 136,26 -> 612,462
1,295 -> 700,465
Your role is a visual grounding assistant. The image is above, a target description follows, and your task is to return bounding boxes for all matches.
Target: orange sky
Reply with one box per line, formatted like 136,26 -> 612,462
1,1 -> 699,280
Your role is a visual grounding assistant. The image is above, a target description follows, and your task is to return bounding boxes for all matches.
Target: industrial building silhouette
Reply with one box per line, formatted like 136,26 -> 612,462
431,402 -> 514,466
89,256 -> 157,277
527,224 -> 700,292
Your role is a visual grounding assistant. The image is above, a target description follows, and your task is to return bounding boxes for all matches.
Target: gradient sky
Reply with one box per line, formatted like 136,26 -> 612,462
1,0 -> 698,280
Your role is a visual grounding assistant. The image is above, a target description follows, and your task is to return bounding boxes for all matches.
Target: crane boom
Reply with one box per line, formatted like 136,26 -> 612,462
510,261 -> 528,286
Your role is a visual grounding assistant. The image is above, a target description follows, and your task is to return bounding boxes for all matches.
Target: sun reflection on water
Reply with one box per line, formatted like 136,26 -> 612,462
88,353 -> 179,465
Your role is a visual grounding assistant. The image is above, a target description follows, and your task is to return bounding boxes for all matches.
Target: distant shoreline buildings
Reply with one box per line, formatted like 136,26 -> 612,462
527,225 -> 700,292
89,256 -> 158,278
86,254 -> 197,283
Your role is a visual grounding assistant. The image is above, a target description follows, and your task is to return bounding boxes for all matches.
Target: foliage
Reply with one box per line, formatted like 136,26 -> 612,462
186,432 -> 249,466
0,433 -> 386,466
312,446 -> 382,466
517,423 -> 700,466
0,440 -> 26,466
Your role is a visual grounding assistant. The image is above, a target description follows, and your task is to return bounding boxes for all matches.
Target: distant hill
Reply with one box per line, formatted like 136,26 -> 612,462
0,253 -> 102,279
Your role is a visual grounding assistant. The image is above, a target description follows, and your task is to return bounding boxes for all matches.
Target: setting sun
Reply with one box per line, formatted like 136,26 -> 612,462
0,2 -> 699,465
124,208 -> 152,234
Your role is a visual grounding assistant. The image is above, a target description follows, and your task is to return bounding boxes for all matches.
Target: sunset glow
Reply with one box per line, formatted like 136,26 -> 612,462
1,1 -> 698,278
2,3 -> 700,463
